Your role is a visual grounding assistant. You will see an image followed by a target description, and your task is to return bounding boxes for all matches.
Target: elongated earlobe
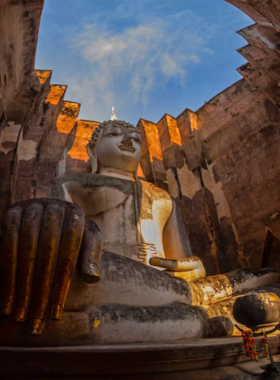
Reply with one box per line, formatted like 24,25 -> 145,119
86,144 -> 98,174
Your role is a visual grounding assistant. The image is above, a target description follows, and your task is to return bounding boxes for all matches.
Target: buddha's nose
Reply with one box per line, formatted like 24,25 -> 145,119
121,135 -> 133,146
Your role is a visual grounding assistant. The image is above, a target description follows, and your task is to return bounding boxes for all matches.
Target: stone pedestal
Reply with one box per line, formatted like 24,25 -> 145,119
1,336 -> 280,378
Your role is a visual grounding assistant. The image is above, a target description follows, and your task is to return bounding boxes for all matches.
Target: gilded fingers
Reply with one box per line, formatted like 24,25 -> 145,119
0,206 -> 23,315
150,256 -> 203,271
80,218 -> 102,283
150,256 -> 206,280
50,205 -> 85,320
28,203 -> 65,334
137,244 -> 148,264
138,243 -> 158,265
14,203 -> 44,322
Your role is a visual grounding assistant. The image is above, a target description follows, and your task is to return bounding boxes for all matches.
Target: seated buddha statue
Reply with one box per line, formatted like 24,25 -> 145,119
0,119 -> 279,345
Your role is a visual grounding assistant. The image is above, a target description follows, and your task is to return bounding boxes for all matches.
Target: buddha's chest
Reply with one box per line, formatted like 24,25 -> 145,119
61,175 -> 172,260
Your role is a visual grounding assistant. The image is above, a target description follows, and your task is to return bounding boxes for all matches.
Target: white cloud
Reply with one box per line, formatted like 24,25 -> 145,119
66,7 -> 212,122
36,0 -> 253,123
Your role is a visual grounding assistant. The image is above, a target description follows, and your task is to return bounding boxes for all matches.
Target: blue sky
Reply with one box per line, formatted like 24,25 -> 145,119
36,0 -> 253,125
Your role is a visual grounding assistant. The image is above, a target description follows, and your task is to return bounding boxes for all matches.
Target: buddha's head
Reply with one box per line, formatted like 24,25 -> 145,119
87,120 -> 142,178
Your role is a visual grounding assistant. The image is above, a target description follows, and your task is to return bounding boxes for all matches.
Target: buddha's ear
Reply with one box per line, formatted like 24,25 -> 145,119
86,144 -> 98,174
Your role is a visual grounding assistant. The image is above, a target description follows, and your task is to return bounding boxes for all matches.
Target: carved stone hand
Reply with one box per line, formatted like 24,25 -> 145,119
0,199 -> 102,335
150,256 -> 206,280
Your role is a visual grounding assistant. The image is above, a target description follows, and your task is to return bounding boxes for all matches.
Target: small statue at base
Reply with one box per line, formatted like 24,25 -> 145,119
0,120 -> 279,345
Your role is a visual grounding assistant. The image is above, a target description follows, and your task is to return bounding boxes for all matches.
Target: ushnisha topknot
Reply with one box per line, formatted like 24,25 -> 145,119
88,119 -> 141,149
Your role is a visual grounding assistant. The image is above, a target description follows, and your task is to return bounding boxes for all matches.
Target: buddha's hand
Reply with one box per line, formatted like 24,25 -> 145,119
0,199 -> 102,335
149,256 -> 206,281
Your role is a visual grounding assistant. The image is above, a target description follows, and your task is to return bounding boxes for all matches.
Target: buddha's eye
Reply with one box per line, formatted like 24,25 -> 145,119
105,132 -> 122,137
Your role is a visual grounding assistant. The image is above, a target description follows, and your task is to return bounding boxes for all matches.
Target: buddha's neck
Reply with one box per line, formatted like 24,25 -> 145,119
98,166 -> 135,181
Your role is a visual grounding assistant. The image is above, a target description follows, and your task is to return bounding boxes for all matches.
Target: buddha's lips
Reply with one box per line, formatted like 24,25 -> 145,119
118,145 -> 135,152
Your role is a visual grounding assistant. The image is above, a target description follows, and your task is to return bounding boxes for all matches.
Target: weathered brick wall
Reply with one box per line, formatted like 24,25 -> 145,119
198,1 -> 280,271
0,0 -> 45,220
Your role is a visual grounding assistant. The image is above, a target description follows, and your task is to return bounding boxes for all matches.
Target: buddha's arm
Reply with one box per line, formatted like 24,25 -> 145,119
150,199 -> 206,279
162,198 -> 192,259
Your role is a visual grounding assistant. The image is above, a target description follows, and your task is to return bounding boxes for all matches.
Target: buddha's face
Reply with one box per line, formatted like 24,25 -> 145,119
95,123 -> 142,173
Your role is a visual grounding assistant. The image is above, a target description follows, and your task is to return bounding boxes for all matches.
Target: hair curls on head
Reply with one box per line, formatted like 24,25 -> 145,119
88,120 -> 139,149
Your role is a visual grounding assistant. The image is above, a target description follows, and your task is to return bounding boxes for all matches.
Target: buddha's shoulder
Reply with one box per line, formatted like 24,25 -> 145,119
51,174 -> 172,203
140,180 -> 172,202
51,173 -> 136,199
